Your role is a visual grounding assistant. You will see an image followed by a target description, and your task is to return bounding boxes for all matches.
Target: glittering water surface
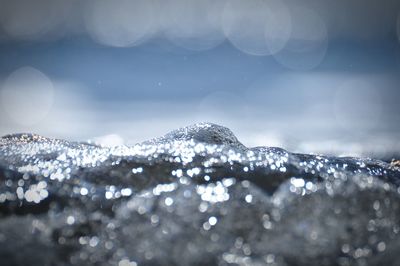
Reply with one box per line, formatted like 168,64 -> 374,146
0,123 -> 399,266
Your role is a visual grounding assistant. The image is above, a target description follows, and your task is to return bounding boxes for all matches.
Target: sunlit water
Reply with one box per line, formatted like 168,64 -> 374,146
0,123 -> 399,265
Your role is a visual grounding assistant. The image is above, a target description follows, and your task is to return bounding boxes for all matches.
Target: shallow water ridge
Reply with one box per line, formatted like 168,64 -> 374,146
0,123 -> 399,266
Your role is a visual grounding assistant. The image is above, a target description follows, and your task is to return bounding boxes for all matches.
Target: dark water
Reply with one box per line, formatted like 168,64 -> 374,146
0,123 -> 399,266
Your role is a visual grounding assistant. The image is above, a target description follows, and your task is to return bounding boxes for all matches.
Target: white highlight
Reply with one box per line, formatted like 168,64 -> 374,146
291,178 -> 305,188
208,216 -> 218,226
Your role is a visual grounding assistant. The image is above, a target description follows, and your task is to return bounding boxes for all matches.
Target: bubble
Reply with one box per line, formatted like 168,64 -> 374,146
334,79 -> 382,133
273,6 -> 328,70
0,67 -> 54,126
222,0 -> 291,56
0,0 -> 69,39
84,0 -> 158,47
162,0 -> 226,51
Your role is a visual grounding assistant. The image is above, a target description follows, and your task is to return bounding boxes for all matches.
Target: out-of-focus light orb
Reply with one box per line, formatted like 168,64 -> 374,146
334,79 -> 382,133
162,0 -> 226,51
0,67 -> 54,126
273,6 -> 328,70
222,0 -> 291,56
84,0 -> 157,47
263,0 -> 292,55
0,0 -> 67,39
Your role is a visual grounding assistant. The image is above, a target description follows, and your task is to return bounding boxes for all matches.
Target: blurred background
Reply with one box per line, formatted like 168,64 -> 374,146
0,0 -> 399,159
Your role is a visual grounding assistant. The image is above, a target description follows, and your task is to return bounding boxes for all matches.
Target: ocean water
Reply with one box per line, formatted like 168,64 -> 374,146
0,123 -> 399,266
